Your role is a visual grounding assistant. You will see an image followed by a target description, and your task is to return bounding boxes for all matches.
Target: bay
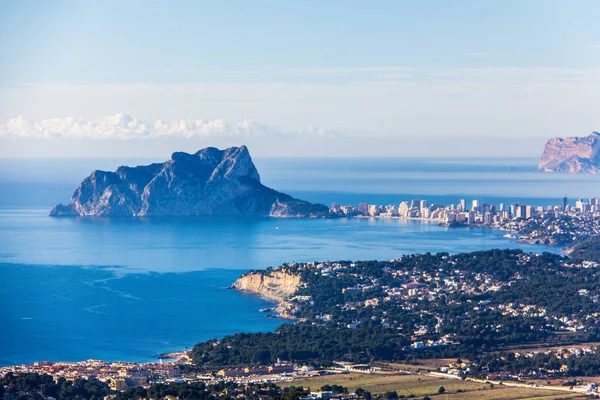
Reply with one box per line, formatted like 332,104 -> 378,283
2,156 -> 594,366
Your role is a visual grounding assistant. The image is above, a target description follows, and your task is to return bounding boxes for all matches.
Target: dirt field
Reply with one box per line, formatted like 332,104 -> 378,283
279,372 -> 584,399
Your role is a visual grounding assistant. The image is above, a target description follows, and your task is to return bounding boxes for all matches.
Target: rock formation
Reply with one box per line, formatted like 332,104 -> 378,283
50,146 -> 329,217
231,269 -> 302,319
231,270 -> 301,302
538,131 -> 600,173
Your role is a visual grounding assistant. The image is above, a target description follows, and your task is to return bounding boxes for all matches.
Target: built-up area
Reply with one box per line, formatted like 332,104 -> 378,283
331,197 -> 600,244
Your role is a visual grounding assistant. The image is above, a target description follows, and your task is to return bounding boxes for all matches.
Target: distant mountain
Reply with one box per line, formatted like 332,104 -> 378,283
50,146 -> 329,217
538,131 -> 600,173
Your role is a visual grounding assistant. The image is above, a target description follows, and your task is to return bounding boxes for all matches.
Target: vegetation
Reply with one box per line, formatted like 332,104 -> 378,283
193,250 -> 600,368
192,323 -> 410,366
0,373 -> 313,400
567,235 -> 600,263
472,348 -> 600,377
114,381 -> 288,400
0,372 -> 110,400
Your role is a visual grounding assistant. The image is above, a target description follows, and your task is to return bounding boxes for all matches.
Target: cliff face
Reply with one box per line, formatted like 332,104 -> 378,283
538,132 -> 600,173
49,146 -> 329,217
231,270 -> 301,303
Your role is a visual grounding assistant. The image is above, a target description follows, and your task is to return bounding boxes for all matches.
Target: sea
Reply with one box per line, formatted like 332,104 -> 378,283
1,157 -> 600,366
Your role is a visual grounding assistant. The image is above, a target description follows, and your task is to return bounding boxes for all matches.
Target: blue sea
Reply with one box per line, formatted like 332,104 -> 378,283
1,157 -> 599,366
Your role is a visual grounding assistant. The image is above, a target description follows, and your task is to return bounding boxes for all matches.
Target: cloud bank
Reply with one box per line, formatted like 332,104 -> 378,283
0,113 -> 332,140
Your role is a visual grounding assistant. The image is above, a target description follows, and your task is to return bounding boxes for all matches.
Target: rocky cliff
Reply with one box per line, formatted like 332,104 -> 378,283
231,270 -> 301,302
50,146 -> 329,217
538,131 -> 600,173
232,270 -> 302,319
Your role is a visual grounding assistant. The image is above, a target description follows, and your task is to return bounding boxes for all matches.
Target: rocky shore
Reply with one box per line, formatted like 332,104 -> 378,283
231,269 -> 302,319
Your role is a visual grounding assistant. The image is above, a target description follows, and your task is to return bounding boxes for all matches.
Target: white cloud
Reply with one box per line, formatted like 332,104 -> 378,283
0,113 -> 334,140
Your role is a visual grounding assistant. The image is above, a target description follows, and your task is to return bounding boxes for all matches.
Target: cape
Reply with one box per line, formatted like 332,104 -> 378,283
50,146 -> 329,217
538,131 -> 600,173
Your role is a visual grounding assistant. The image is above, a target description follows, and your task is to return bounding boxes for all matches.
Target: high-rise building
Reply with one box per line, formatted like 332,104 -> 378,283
422,208 -> 431,218
420,199 -> 428,211
472,199 -> 480,210
525,205 -> 533,219
468,210 -> 477,224
509,203 -> 517,217
537,206 -> 544,214
483,212 -> 492,226
368,204 -> 380,217
358,202 -> 369,215
562,197 -> 568,210
459,199 -> 466,211
398,201 -> 410,217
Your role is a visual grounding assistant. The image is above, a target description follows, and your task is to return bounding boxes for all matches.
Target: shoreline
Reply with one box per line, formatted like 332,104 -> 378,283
351,215 -> 570,249
1,209 -> 575,369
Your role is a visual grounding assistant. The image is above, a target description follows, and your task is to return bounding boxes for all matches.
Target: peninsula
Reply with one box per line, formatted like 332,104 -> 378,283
49,146 -> 329,217
538,131 -> 600,173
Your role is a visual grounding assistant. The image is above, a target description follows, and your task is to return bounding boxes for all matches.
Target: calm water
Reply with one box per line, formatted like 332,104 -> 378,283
1,157 -> 596,366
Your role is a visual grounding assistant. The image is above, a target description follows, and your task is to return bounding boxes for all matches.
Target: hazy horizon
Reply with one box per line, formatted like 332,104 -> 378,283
1,1 -> 599,158
0,155 -> 540,183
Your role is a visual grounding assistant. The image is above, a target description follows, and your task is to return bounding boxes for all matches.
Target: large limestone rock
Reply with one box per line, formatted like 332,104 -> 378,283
538,131 -> 600,173
50,146 -> 329,217
231,270 -> 301,302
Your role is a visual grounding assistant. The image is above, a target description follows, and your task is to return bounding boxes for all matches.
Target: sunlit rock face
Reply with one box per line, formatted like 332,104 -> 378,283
538,131 -> 600,173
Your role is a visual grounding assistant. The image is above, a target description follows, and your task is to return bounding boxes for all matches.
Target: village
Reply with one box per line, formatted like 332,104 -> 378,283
275,252 -> 595,343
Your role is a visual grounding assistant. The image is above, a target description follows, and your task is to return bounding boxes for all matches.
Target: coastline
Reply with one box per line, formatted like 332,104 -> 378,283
230,270 -> 301,320
1,205 -> 576,369
351,214 -> 571,248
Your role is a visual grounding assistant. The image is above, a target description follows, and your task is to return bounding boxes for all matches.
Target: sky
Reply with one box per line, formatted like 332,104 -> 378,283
0,0 -> 599,158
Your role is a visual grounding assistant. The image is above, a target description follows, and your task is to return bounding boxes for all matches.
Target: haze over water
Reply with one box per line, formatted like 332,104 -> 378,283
1,157 -> 598,366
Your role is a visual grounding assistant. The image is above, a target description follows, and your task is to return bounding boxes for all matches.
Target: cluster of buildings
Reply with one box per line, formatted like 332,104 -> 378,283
0,359 -> 184,391
300,391 -> 356,399
330,196 -> 600,245
279,252 -> 599,350
216,363 -> 293,378
440,346 -> 599,383
498,200 -> 600,244
0,357 -> 377,395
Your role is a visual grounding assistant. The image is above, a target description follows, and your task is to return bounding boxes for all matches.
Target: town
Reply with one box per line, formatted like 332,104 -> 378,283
330,196 -> 600,245
5,347 -> 600,399
260,252 -> 600,345
6,249 -> 600,399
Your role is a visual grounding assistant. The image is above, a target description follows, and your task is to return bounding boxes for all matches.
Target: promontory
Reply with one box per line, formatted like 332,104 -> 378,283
231,268 -> 302,319
50,146 -> 329,217
538,131 -> 600,173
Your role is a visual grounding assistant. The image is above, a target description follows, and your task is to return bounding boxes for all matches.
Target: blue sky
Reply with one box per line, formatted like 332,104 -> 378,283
0,0 -> 599,157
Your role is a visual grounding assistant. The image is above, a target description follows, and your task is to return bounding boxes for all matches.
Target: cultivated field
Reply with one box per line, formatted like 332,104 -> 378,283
279,373 -> 584,399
